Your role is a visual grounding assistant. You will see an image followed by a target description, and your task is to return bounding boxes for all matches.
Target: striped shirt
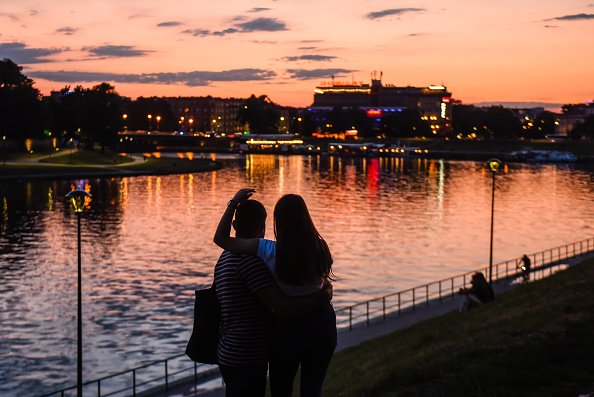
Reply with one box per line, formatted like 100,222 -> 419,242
214,251 -> 275,366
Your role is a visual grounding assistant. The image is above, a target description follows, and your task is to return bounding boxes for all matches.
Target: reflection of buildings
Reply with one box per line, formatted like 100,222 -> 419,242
309,73 -> 452,132
163,97 -> 246,134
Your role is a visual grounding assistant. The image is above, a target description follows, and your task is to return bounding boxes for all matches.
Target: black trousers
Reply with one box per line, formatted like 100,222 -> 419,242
269,302 -> 337,397
219,362 -> 268,397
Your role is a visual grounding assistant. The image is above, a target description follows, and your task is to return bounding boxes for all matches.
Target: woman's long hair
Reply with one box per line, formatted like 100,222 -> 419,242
274,194 -> 333,285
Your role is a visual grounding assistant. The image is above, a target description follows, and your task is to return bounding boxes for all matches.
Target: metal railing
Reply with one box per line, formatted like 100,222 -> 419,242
333,237 -> 594,331
39,355 -> 219,397
39,237 -> 593,397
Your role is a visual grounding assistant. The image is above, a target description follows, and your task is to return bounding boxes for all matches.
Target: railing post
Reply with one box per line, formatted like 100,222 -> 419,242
366,302 -> 370,326
165,359 -> 169,391
349,307 -> 352,331
132,369 -> 136,397
382,297 -> 386,321
426,285 -> 429,306
412,289 -> 416,311
194,361 -> 198,383
398,293 -> 401,315
451,278 -> 454,296
439,281 -> 442,301
97,379 -> 101,397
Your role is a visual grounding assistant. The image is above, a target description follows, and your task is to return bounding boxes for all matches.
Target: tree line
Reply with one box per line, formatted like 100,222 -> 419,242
1,58 -> 592,153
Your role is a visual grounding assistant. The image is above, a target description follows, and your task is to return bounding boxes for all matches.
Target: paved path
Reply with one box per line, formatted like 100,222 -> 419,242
146,252 -> 594,397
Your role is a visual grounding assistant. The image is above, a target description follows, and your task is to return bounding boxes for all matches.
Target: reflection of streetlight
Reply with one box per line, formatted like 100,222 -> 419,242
65,189 -> 92,397
486,158 -> 502,285
156,116 -> 161,131
147,114 -> 153,131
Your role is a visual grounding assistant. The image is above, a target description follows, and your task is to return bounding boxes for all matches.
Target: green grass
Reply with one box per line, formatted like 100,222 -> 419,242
118,156 -> 218,174
0,150 -> 218,178
323,258 -> 594,396
38,149 -> 134,165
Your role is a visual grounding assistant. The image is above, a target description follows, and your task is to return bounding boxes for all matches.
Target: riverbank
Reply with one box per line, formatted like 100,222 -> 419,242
323,256 -> 594,396
0,150 -> 221,181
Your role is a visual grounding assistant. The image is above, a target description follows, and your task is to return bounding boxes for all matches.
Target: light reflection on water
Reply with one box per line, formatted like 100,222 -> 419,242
0,155 -> 593,396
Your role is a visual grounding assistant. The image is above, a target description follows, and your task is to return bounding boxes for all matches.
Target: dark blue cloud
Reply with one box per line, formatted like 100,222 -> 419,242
184,17 -> 287,36
0,13 -> 19,22
235,17 -> 287,32
84,45 -> 152,58
28,68 -> 277,86
549,13 -> 594,21
283,55 -> 336,62
286,68 -> 353,80
0,42 -> 64,64
248,7 -> 271,13
56,27 -> 78,35
157,21 -> 183,27
367,8 -> 426,20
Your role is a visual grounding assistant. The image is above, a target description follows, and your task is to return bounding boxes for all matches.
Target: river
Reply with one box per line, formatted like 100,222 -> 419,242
1,154 -> 593,396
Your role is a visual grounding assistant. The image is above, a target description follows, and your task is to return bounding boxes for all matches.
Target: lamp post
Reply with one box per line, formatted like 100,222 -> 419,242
122,114 -> 128,132
156,115 -> 161,131
65,189 -> 92,397
147,114 -> 153,131
486,158 -> 502,285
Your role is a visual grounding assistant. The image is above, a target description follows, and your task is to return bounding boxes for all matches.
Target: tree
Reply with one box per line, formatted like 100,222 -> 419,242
238,95 -> 280,134
525,111 -> 556,139
570,115 -> 594,140
48,83 -> 125,151
0,58 -> 43,141
382,109 -> 427,137
452,105 -> 488,138
484,106 -> 521,139
125,97 -> 175,132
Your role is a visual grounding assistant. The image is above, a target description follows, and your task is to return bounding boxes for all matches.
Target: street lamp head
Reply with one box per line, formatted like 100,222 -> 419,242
66,189 -> 92,213
487,158 -> 502,173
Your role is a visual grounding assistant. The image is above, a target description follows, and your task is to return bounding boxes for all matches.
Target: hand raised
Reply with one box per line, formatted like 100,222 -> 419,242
232,188 -> 256,203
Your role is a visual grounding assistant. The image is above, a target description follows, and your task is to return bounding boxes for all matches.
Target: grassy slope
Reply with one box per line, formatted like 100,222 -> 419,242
38,149 -> 134,165
0,150 -> 217,177
324,258 -> 594,397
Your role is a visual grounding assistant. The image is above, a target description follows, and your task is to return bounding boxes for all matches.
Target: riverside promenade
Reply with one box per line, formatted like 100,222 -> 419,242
141,239 -> 594,397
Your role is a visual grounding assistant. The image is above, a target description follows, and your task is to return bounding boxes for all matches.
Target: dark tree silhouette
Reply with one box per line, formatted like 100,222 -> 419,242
124,97 -> 175,132
47,83 -> 125,151
238,95 -> 280,134
0,58 -> 43,141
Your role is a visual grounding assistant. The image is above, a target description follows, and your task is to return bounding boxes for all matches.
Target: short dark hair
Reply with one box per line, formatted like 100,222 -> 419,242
235,200 -> 267,235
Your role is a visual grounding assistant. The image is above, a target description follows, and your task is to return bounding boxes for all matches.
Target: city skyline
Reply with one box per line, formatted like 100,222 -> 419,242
0,0 -> 593,107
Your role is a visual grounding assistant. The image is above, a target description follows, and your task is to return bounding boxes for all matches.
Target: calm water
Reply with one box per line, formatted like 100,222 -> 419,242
1,155 -> 593,395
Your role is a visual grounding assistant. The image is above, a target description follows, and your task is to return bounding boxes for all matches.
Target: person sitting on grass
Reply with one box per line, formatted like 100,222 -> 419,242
458,272 -> 494,312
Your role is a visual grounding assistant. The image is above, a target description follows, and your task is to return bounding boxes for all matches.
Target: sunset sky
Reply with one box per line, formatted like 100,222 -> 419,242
0,0 -> 593,107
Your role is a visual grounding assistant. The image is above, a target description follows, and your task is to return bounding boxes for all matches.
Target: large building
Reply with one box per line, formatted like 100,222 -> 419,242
310,74 -> 453,134
163,96 -> 246,134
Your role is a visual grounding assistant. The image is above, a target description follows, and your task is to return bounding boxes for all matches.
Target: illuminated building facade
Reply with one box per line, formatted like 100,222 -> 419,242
164,96 -> 246,134
311,75 -> 453,134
